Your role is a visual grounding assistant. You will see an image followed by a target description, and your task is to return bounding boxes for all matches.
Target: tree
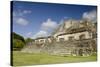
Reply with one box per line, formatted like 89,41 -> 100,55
25,38 -> 33,44
12,32 -> 25,50
12,32 -> 25,43
13,39 -> 24,48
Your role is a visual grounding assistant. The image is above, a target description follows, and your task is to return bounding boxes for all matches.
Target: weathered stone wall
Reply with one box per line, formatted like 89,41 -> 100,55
56,31 -> 92,42
21,39 -> 96,56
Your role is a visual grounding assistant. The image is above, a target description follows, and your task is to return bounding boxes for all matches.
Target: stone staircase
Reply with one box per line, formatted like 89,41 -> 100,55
21,39 -> 96,56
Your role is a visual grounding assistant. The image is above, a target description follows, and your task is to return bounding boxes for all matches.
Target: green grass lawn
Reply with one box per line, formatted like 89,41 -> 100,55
12,51 -> 97,66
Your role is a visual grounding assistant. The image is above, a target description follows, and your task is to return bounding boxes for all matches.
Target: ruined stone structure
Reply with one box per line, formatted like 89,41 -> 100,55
35,36 -> 52,44
21,19 -> 97,56
56,29 -> 92,42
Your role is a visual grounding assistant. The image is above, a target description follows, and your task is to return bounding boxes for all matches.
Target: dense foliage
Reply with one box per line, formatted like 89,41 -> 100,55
12,32 -> 25,43
13,39 -> 24,48
12,32 -> 25,50
25,38 -> 33,44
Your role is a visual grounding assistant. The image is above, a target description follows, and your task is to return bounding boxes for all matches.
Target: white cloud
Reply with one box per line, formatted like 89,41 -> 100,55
13,9 -> 32,17
15,17 -> 29,26
13,10 -> 31,26
19,10 -> 31,16
41,18 -> 58,31
30,18 -> 60,39
32,18 -> 58,38
23,10 -> 32,14
82,10 -> 97,22
27,32 -> 32,36
64,16 -> 69,19
32,30 -> 48,39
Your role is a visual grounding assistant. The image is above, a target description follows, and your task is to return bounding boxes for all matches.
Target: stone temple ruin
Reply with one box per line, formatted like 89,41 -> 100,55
21,19 -> 97,56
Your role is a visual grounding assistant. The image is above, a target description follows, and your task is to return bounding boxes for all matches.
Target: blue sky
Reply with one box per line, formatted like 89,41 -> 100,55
12,1 -> 97,39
